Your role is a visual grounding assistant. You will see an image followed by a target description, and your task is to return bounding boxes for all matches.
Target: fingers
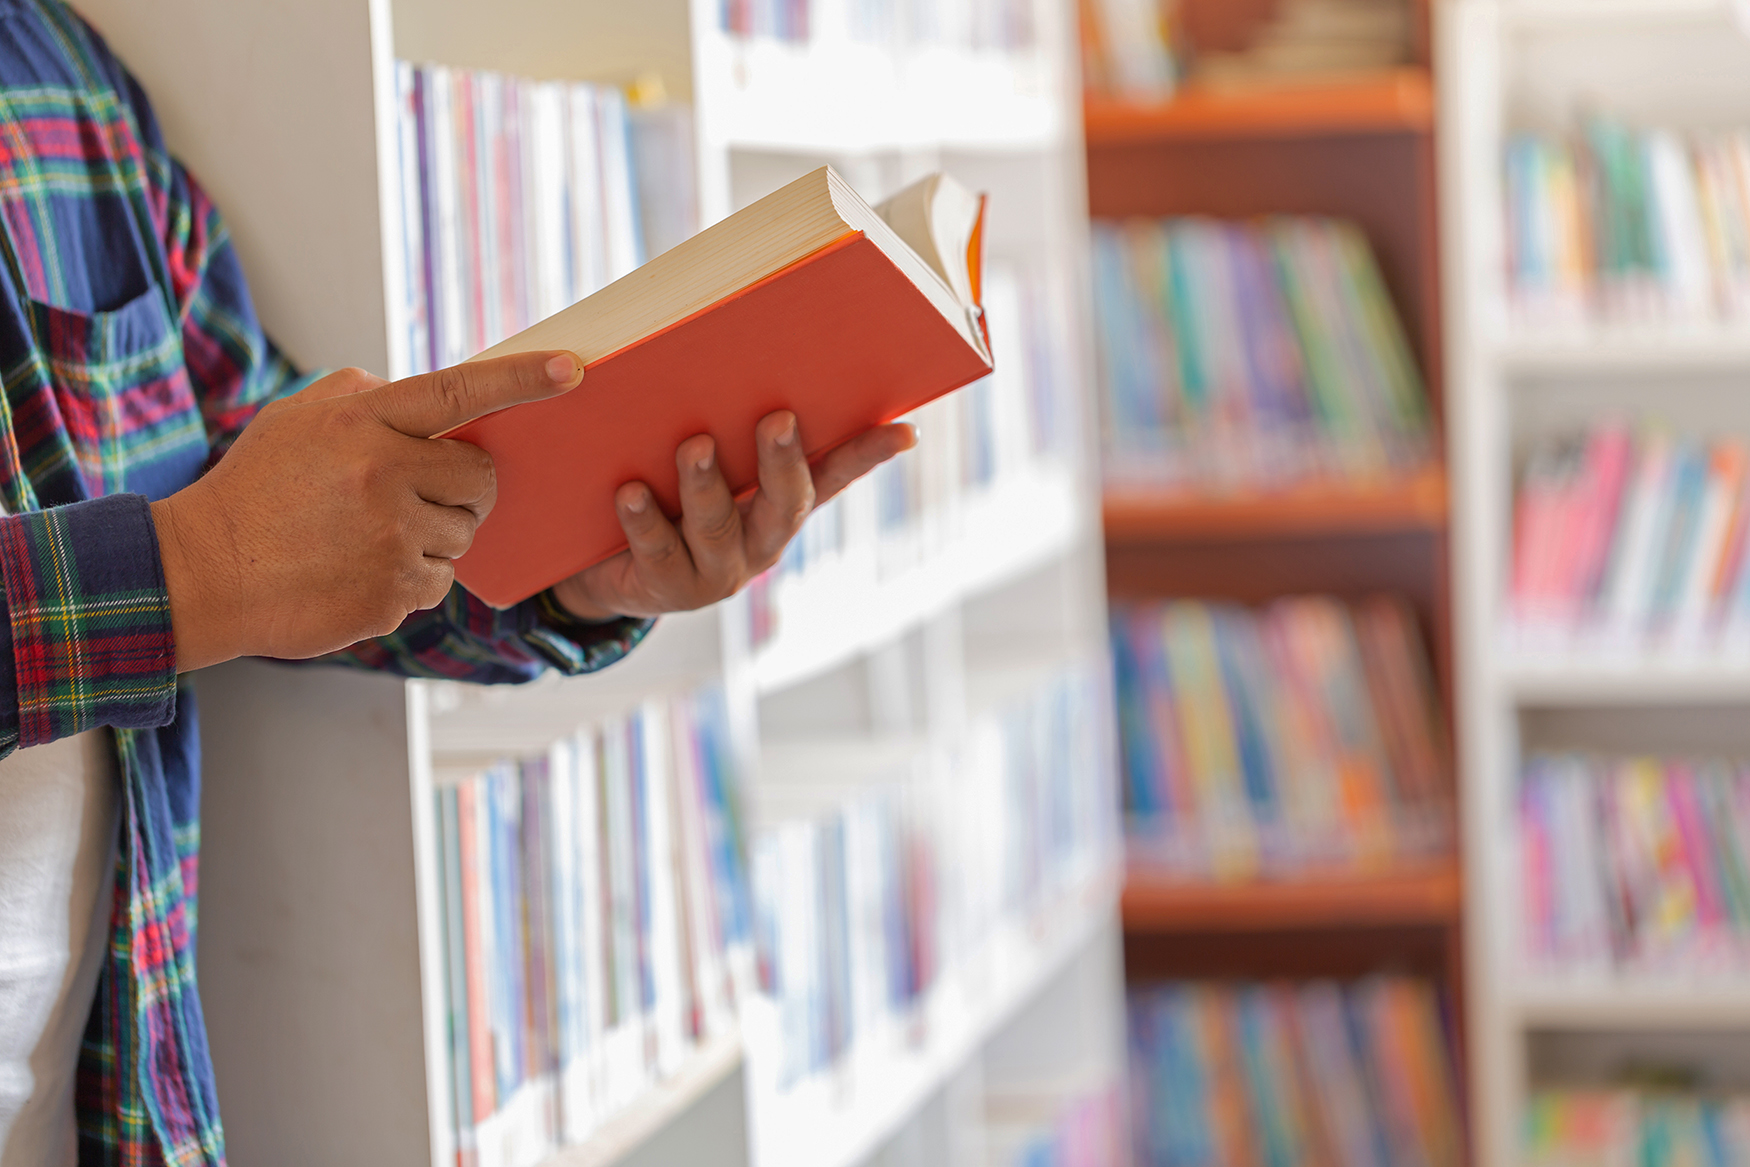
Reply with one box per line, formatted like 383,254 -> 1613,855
676,434 -> 746,587
405,437 -> 498,522
742,412 -> 815,569
811,422 -> 917,506
614,481 -> 693,585
367,351 -> 583,438
415,503 -> 479,561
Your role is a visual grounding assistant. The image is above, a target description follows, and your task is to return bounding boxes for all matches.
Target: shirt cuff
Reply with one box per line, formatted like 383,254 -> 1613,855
0,494 -> 178,750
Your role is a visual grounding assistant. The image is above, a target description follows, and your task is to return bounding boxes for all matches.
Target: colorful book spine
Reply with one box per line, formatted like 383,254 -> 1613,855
1526,1089 -> 1750,1167
1114,595 -> 1451,880
1129,978 -> 1463,1167
393,63 -> 665,378
431,689 -> 750,1167
1092,216 -> 1431,491
1520,752 -> 1750,973
1506,121 -> 1750,326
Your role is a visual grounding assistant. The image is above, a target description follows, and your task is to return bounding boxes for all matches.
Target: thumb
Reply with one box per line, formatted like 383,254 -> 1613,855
367,351 -> 583,438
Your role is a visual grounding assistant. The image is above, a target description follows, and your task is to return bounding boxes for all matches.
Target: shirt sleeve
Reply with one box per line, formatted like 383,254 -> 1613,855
0,493 -> 177,755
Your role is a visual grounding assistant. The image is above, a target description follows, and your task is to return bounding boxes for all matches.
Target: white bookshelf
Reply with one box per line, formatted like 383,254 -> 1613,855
1442,2 -> 1750,1164
74,0 -> 1122,1165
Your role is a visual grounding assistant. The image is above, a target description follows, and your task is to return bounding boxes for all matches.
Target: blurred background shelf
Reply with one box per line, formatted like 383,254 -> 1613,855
1496,327 -> 1750,375
1120,862 -> 1462,933
1103,468 -> 1447,543
1510,984 -> 1750,1029
1084,66 -> 1433,144
1505,656 -> 1750,705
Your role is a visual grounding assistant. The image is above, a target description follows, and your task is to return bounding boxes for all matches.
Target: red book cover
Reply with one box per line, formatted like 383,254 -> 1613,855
450,230 -> 992,606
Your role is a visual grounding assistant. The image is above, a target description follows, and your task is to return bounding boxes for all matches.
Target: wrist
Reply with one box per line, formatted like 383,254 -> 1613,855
543,579 -> 620,624
151,493 -> 243,672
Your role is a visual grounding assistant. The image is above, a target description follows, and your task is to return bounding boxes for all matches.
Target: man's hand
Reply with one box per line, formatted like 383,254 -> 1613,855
549,412 -> 916,621
151,352 -> 583,671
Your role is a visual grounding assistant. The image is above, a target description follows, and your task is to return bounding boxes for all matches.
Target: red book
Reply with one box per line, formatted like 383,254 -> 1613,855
447,167 -> 992,606
454,779 -> 497,1124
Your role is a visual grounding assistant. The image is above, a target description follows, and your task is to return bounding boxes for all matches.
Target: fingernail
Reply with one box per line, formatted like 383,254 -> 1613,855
696,447 -> 714,473
546,353 -> 581,385
776,415 -> 797,447
623,488 -> 648,514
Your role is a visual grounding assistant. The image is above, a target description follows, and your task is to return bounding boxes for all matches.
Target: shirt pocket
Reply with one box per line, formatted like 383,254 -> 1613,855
23,286 -> 207,501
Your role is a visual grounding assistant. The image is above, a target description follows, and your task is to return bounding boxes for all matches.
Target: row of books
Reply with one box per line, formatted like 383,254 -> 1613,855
1505,122 -> 1750,327
984,1083 -> 1127,1167
1092,217 -> 1432,492
1113,596 -> 1450,881
1526,1088 -> 1750,1167
1078,0 -> 1178,100
1128,978 -> 1464,1167
1190,0 -> 1414,89
1521,753 -> 1750,973
750,665 -> 1118,1091
391,63 -> 653,376
721,0 -> 1039,49
1509,423 -> 1750,653
430,690 -> 750,1167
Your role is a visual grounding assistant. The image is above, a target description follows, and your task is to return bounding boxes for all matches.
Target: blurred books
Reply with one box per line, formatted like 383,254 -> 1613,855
1192,0 -> 1413,89
1505,122 -> 1750,328
1521,753 -> 1750,975
1526,1089 -> 1750,1167
1508,422 -> 1750,655
431,690 -> 750,1167
1091,217 -> 1432,493
983,1083 -> 1127,1167
393,63 -> 660,376
1128,977 -> 1464,1167
1079,0 -> 1178,100
751,666 -> 1117,1093
1113,596 -> 1450,882
723,0 -> 1039,48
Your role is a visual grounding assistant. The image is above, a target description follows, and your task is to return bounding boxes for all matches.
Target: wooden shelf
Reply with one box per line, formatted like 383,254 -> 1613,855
1121,863 -> 1462,932
1084,68 -> 1434,145
1103,468 -> 1448,544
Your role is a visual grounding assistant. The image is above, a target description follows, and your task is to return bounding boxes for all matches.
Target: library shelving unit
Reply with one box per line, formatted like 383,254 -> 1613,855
1441,1 -> 1750,1164
75,1 -> 1123,1166
1082,0 -> 1464,1051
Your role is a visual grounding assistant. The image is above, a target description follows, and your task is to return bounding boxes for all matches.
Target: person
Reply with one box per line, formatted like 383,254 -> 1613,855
0,2 -> 916,1164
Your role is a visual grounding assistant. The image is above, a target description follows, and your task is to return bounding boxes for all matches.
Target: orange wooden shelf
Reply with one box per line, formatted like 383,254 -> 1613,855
1085,68 -> 1434,144
1103,467 -> 1447,543
1122,862 -> 1463,933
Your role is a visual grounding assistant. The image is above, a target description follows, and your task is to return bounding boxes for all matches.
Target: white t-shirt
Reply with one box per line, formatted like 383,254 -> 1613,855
0,730 -> 118,1167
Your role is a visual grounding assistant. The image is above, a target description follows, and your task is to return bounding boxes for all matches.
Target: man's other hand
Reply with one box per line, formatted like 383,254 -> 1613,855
150,352 -> 583,671
547,413 -> 916,622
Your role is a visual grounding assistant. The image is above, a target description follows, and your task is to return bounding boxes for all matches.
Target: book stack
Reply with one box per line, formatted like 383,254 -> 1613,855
750,665 -> 1118,1092
1505,122 -> 1750,327
1526,1089 -> 1750,1167
1520,753 -> 1750,974
848,0 -> 1040,49
1508,423 -> 1750,654
982,1082 -> 1128,1167
1113,596 -> 1450,881
1128,978 -> 1464,1167
391,62 -> 651,377
430,689 -> 751,1167
1091,217 -> 1432,492
1078,0 -> 1178,100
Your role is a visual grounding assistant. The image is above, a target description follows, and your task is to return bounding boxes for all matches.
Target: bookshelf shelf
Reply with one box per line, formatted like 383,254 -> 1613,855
1496,328 -> 1750,375
1445,1 -> 1750,1162
1120,863 -> 1462,933
1082,68 -> 1433,144
1509,983 -> 1750,1029
1102,468 -> 1447,544
1504,655 -> 1750,705
535,1033 -> 745,1167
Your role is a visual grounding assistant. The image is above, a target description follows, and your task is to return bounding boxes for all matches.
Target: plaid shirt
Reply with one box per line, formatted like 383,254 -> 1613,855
0,5 -> 651,1164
